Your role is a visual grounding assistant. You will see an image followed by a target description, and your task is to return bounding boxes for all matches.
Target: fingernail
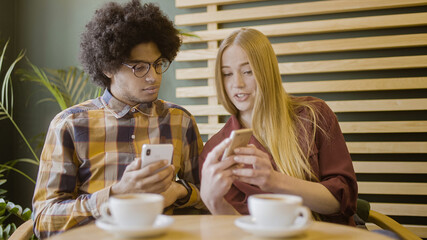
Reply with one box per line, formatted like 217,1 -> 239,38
234,148 -> 240,153
234,156 -> 239,161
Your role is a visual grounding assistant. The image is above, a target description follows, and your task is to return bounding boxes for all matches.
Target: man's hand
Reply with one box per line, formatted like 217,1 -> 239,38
110,158 -> 174,196
160,181 -> 187,207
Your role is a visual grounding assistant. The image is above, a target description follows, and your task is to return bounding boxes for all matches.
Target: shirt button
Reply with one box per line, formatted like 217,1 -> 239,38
131,109 -> 136,113
131,135 -> 135,139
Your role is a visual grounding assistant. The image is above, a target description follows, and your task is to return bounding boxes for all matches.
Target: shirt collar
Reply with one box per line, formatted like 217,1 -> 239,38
100,89 -> 157,118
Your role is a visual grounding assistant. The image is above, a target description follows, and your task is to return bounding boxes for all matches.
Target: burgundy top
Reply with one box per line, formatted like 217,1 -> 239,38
199,97 -> 358,226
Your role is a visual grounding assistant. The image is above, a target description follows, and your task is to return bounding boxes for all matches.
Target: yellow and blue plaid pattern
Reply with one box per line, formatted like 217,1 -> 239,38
32,89 -> 203,239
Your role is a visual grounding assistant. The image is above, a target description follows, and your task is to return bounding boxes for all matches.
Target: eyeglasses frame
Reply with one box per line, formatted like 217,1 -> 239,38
122,57 -> 171,78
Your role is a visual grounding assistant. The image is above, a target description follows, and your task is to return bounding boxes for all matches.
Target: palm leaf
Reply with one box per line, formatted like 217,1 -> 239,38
1,40 -> 25,116
71,69 -> 89,103
178,28 -> 201,39
0,164 -> 35,184
17,60 -> 67,110
0,41 -> 39,164
44,66 -> 100,109
2,50 -> 25,114
0,39 -> 8,77
5,158 -> 39,168
19,61 -> 101,111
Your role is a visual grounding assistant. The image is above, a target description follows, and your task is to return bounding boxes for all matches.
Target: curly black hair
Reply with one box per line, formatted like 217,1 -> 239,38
79,0 -> 181,88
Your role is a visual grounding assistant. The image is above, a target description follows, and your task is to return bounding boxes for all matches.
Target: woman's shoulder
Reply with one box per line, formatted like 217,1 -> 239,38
292,96 -> 338,134
292,96 -> 334,118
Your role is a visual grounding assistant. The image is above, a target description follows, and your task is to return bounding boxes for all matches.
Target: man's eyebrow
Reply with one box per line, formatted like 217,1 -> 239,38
127,56 -> 162,64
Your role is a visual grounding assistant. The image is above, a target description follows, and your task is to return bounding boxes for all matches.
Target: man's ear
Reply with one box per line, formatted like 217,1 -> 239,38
103,71 -> 113,78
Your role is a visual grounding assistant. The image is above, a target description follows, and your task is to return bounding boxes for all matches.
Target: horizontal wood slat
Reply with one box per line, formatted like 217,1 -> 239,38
184,105 -> 227,116
279,56 -> 427,75
183,99 -> 427,116
347,142 -> 427,154
353,161 -> 427,174
176,55 -> 427,79
282,77 -> 427,94
272,33 -> 427,56
176,0 -> 427,26
176,67 -> 210,80
367,224 -> 427,238
176,77 -> 427,97
175,0 -> 259,8
176,33 -> 427,61
182,12 -> 427,43
197,121 -> 427,135
326,99 -> 427,112
176,49 -> 216,62
197,123 -> 223,135
370,203 -> 427,217
340,121 -> 427,133
358,182 -> 427,195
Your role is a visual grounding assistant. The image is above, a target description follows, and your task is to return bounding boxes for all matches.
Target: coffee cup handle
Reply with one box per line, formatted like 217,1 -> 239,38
100,202 -> 115,223
294,206 -> 311,227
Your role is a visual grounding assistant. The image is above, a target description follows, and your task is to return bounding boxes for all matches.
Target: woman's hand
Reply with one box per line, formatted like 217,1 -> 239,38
200,138 -> 241,214
232,145 -> 281,192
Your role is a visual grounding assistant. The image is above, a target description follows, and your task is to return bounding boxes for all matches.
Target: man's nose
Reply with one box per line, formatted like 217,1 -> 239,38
144,66 -> 158,83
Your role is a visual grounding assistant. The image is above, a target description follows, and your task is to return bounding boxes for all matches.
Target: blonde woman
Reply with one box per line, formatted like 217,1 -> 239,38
199,28 -> 357,225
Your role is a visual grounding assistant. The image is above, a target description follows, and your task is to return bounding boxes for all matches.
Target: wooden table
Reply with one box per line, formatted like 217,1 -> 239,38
48,215 -> 393,240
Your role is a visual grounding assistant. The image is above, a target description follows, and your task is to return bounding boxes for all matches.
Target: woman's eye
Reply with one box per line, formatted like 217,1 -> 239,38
222,72 -> 232,77
243,70 -> 252,75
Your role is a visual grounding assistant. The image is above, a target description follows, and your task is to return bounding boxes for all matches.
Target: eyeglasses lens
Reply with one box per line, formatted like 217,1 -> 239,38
131,58 -> 170,77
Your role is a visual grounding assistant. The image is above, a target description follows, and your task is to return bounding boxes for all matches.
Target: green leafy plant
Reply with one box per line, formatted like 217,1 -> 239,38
19,62 -> 101,112
0,39 -> 38,239
0,170 -> 32,240
0,40 -> 39,180
178,28 -> 200,39
1,38 -> 100,239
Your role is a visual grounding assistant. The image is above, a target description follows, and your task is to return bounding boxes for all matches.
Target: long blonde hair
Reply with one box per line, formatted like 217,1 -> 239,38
215,28 -> 319,181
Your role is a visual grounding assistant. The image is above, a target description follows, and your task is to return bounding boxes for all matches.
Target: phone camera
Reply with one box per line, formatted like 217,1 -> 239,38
146,149 -> 151,156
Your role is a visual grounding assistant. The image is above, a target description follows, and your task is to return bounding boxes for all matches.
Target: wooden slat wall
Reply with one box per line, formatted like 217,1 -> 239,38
174,0 -> 427,237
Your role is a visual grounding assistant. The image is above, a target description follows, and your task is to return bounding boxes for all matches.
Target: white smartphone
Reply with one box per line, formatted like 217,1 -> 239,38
222,129 -> 253,160
141,144 -> 174,168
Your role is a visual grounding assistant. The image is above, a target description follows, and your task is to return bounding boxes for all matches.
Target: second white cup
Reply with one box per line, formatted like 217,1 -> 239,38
100,193 -> 164,228
248,194 -> 311,228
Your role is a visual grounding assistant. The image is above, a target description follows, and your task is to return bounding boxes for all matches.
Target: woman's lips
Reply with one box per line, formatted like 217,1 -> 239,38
234,93 -> 249,101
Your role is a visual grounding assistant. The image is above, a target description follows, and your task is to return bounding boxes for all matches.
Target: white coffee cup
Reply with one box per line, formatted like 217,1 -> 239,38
100,193 -> 164,228
248,194 -> 311,228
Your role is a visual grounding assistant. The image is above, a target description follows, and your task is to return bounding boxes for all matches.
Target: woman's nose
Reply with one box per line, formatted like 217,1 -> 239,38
232,74 -> 245,88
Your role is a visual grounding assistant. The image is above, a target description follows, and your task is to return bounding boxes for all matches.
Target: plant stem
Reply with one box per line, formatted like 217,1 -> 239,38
0,102 -> 39,163
0,165 -> 36,184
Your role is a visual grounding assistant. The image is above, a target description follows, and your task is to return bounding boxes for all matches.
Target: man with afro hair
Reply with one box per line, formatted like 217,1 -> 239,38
32,1 -> 204,238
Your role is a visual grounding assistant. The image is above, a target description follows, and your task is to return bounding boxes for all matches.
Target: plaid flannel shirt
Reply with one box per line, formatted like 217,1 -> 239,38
32,90 -> 203,239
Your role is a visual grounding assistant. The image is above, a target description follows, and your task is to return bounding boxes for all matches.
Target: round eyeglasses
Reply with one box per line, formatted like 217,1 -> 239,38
122,58 -> 171,78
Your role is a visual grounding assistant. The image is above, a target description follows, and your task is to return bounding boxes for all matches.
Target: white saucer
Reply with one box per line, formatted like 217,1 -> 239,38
234,216 -> 311,238
96,214 -> 174,238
